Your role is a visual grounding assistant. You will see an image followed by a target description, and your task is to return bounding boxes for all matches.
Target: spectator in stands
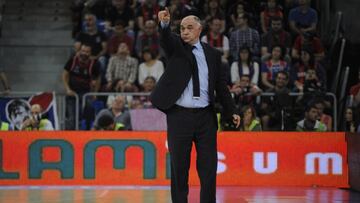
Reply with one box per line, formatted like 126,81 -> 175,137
292,32 -> 324,62
93,114 -> 125,130
93,95 -> 131,130
142,76 -> 156,92
135,20 -> 161,59
261,16 -> 291,62
230,46 -> 260,86
0,69 -> 11,94
313,98 -> 332,131
167,0 -> 188,33
21,104 -> 54,131
349,68 -> 360,107
261,45 -> 289,90
229,13 -> 260,61
105,0 -> 135,36
106,43 -> 138,92
303,68 -> 325,94
260,71 -> 290,131
107,20 -> 134,56
135,0 -> 160,32
201,16 -> 230,64
63,44 -> 101,130
136,76 -> 155,108
74,13 -> 108,81
288,0 -> 318,37
239,105 -> 262,131
228,2 -> 247,31
201,0 -> 226,33
344,107 -> 358,133
296,101 -> 327,132
290,47 -> 326,92
260,0 -> 283,33
230,74 -> 261,109
138,47 -> 164,86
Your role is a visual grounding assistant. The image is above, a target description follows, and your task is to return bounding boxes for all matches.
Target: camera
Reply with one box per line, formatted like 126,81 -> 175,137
31,114 -> 42,122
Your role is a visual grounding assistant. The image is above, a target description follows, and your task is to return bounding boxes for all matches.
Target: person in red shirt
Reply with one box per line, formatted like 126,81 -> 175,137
292,32 -> 324,62
107,20 -> 134,56
349,68 -> 360,107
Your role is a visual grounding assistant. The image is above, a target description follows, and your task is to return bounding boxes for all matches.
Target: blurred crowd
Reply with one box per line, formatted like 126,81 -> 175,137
1,0 -> 359,132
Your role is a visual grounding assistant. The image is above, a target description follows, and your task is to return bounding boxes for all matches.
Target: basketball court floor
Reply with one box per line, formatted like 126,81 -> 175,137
0,186 -> 359,203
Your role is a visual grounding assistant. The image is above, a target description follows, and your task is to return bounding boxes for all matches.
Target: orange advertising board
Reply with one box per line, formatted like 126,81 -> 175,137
0,131 -> 348,187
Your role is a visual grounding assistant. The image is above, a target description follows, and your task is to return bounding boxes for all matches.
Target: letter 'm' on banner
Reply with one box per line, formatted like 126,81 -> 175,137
305,153 -> 342,175
83,140 -> 156,179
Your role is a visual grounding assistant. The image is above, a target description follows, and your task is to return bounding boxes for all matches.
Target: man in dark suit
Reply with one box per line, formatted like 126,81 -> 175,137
150,8 -> 241,203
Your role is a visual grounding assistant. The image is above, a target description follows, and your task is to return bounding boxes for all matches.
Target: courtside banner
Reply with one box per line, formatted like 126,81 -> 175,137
0,132 -> 348,187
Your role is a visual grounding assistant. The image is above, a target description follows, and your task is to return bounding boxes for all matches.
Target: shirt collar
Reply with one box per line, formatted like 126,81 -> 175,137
193,41 -> 202,50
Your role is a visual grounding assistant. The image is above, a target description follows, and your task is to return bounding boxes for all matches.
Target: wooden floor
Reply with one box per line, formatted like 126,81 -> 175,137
0,186 -> 359,203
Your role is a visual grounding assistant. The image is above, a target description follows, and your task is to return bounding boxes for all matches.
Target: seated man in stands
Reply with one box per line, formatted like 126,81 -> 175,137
259,71 -> 291,131
291,32 -> 324,62
93,114 -> 125,131
230,74 -> 262,109
106,43 -> 138,92
288,0 -> 318,37
261,16 -> 291,62
93,95 -> 131,130
21,104 -> 54,131
296,101 -> 327,132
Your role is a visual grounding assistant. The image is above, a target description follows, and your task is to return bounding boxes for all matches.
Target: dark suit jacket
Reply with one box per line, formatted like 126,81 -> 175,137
150,25 -> 235,118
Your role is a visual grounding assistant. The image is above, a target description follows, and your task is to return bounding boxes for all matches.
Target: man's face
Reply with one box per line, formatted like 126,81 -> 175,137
239,76 -> 250,88
79,46 -> 92,61
271,20 -> 282,32
267,0 -> 276,9
112,96 -> 125,111
114,24 -> 125,35
112,0 -> 125,9
180,16 -> 202,45
236,14 -> 247,27
275,73 -> 288,88
306,108 -> 319,122
306,69 -> 317,80
301,51 -> 310,62
144,21 -> 156,35
84,15 -> 96,30
299,0 -> 308,6
117,43 -> 129,55
272,47 -> 282,60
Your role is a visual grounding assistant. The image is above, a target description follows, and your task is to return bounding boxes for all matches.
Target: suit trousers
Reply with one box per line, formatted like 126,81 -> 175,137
166,105 -> 218,203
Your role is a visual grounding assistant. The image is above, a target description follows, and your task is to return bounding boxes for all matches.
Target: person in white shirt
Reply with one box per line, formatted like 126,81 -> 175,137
230,46 -> 260,85
138,47 -> 164,85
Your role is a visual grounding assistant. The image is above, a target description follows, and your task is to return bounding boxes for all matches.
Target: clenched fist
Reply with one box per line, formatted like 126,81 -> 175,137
158,7 -> 170,23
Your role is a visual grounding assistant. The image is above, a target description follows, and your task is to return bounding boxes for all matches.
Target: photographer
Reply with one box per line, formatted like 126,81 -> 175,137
21,104 -> 54,131
230,74 -> 262,108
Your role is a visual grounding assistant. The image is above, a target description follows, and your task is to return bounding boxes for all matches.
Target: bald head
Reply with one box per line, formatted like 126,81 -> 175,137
31,104 -> 42,115
180,15 -> 202,45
